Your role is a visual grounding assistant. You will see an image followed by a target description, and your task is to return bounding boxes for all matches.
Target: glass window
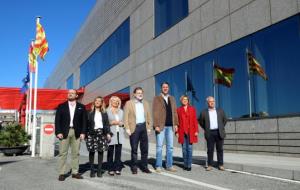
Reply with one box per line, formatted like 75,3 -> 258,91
190,53 -> 216,115
155,0 -> 188,36
155,14 -> 300,119
216,38 -> 250,118
66,74 -> 73,89
80,18 -> 130,87
155,62 -> 197,107
251,15 -> 300,116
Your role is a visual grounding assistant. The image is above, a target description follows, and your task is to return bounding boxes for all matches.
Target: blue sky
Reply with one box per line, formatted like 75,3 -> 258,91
0,0 -> 96,88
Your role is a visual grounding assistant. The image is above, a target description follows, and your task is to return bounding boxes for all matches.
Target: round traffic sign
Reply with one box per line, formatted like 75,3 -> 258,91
44,124 -> 54,135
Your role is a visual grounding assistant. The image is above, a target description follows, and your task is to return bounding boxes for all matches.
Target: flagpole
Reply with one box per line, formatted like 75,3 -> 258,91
25,89 -> 29,133
212,60 -> 216,99
185,71 -> 188,95
31,58 -> 38,157
31,17 -> 40,157
246,48 -> 252,118
28,71 -> 33,135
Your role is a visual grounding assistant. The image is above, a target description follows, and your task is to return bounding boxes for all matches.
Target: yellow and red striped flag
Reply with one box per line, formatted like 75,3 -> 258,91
34,20 -> 49,60
247,52 -> 268,80
28,41 -> 37,73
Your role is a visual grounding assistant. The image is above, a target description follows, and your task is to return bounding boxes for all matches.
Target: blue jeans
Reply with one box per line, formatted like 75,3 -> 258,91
155,126 -> 174,168
182,134 -> 193,168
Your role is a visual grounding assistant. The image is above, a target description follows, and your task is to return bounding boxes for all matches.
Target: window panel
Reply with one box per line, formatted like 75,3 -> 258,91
216,38 -> 250,118
80,18 -> 130,87
66,74 -> 73,89
190,54 -> 215,115
155,0 -> 188,36
155,14 -> 300,118
251,15 -> 300,116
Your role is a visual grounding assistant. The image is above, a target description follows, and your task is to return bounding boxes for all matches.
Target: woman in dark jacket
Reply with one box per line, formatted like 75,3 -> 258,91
176,95 -> 198,171
86,96 -> 112,177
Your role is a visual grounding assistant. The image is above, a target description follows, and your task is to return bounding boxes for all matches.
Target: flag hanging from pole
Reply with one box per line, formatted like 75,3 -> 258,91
185,72 -> 199,102
247,52 -> 268,80
28,42 -> 37,73
34,20 -> 49,60
20,83 -> 28,94
21,66 -> 30,94
214,64 -> 235,87
22,70 -> 30,84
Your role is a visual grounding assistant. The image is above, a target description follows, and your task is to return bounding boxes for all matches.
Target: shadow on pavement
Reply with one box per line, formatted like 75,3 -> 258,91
0,160 -> 22,166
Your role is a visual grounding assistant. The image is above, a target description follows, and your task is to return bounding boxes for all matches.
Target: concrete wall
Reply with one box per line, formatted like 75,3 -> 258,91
224,116 -> 300,157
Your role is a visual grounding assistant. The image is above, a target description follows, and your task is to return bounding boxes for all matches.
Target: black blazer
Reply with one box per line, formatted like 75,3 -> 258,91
87,111 -> 111,136
198,108 -> 227,139
55,101 -> 87,139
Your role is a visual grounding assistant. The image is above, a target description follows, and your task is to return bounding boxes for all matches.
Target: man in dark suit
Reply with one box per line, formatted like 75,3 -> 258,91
55,89 -> 87,181
199,96 -> 227,171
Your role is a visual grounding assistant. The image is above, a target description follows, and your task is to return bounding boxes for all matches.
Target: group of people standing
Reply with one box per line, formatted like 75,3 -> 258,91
55,82 -> 227,181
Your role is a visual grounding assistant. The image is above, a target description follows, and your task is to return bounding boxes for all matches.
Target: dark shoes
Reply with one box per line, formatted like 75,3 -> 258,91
142,168 -> 152,174
90,171 -> 96,178
97,170 -> 103,178
58,175 -> 65,181
72,173 -> 83,179
59,173 -> 83,181
183,166 -> 191,171
132,167 -> 152,174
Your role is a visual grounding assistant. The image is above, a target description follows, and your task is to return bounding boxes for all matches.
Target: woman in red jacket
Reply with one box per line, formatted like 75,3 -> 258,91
176,95 -> 198,171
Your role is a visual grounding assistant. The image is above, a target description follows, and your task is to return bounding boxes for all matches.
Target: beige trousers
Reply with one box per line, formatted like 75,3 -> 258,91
58,128 -> 81,175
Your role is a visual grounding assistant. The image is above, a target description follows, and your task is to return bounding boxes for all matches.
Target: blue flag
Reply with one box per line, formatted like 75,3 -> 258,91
20,65 -> 30,94
20,83 -> 28,94
185,72 -> 199,102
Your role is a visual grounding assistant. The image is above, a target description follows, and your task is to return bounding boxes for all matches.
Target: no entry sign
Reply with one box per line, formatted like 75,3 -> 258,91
44,124 -> 54,135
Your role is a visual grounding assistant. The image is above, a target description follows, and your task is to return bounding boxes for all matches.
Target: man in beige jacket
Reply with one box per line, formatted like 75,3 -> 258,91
153,82 -> 179,172
124,87 -> 152,174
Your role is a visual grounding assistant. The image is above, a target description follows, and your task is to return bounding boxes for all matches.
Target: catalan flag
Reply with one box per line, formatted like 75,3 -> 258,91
34,20 -> 49,60
214,64 -> 235,87
28,42 -> 37,73
247,52 -> 268,80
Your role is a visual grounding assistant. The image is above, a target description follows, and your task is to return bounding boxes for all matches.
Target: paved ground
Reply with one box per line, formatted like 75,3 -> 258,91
1,142 -> 300,190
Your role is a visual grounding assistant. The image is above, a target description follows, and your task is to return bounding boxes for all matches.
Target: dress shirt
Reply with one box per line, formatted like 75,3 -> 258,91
68,101 -> 76,127
208,108 -> 218,130
161,94 -> 169,104
135,99 -> 145,124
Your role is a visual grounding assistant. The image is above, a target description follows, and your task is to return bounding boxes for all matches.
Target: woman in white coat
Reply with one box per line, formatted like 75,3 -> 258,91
106,96 -> 125,175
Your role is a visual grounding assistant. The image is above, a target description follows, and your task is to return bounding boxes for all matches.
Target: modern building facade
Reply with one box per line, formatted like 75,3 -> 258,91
45,0 -> 300,156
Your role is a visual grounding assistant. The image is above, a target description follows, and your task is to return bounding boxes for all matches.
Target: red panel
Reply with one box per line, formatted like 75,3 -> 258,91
0,87 -> 131,126
0,87 -> 24,109
0,87 -> 86,111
